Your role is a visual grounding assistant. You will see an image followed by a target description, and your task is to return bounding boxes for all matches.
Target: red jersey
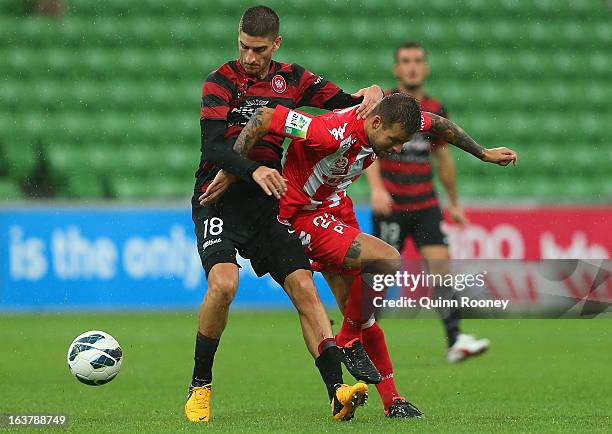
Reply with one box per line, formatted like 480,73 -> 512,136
268,104 -> 432,220
379,90 -> 449,212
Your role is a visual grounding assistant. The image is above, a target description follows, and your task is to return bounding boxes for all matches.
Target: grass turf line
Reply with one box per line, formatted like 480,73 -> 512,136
1,311 -> 610,432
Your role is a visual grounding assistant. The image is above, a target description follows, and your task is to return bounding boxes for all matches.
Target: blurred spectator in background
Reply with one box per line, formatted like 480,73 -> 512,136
366,42 -> 490,363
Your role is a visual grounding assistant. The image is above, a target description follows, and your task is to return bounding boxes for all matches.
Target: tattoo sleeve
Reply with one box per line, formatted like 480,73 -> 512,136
427,112 -> 486,159
233,108 -> 271,158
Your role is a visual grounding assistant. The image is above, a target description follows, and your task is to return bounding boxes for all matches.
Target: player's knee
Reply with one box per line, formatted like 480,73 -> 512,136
206,274 -> 238,306
385,245 -> 401,262
372,244 -> 401,275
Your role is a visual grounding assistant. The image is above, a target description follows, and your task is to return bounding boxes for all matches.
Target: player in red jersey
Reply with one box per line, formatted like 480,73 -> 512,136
202,93 -> 517,417
187,6 -> 385,423
367,42 -> 490,362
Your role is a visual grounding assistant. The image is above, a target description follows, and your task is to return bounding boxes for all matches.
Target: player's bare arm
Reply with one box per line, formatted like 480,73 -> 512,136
200,107 -> 283,204
426,112 -> 518,166
365,160 -> 393,216
432,146 -> 469,225
233,107 -> 275,157
233,107 -> 286,197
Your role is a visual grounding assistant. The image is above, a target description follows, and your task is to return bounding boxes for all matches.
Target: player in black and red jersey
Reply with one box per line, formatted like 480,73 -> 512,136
185,6 -> 384,422
366,42 -> 491,362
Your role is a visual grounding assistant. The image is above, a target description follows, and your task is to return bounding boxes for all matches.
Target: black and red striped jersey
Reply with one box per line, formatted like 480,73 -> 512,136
378,90 -> 449,212
196,60 -> 355,192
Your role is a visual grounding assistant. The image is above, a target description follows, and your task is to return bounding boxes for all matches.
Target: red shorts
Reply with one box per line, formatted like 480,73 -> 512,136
289,203 -> 361,275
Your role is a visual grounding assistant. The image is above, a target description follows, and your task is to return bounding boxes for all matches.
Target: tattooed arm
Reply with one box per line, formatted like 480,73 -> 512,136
200,107 -> 284,205
426,112 -> 517,166
233,107 -> 275,157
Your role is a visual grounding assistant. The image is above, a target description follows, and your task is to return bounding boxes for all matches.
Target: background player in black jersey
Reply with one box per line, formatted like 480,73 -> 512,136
186,6 -> 384,422
366,42 -> 491,362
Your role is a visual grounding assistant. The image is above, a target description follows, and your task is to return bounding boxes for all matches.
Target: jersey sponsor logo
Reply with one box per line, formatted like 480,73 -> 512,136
284,110 -> 312,138
271,74 -> 287,93
313,75 -> 323,85
339,134 -> 357,151
328,123 -> 348,141
244,98 -> 270,107
419,113 -> 426,131
230,99 -> 270,125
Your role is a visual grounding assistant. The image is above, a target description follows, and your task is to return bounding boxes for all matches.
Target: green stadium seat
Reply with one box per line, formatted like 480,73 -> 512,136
46,143 -> 89,177
0,178 -> 22,200
159,146 -> 197,176
0,18 -> 20,47
111,175 -> 192,199
2,0 -> 609,202
63,174 -> 107,198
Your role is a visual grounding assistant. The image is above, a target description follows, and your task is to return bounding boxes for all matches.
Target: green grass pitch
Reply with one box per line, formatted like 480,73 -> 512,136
1,310 -> 611,432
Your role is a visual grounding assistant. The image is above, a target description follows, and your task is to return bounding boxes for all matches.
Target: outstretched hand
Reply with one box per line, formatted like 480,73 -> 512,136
482,147 -> 518,166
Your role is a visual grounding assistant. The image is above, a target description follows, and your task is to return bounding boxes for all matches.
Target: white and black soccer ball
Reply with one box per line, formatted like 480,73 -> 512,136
67,330 -> 123,386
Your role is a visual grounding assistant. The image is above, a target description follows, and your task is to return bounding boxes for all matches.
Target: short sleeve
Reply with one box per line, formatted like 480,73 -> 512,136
293,63 -> 344,108
431,105 -> 449,146
269,105 -> 315,140
200,70 -> 234,121
419,111 -> 432,132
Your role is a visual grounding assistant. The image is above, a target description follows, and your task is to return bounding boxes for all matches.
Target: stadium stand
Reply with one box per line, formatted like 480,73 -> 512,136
1,0 -> 610,201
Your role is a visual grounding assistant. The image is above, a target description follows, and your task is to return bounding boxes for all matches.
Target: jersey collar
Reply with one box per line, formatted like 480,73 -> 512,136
234,60 -> 279,82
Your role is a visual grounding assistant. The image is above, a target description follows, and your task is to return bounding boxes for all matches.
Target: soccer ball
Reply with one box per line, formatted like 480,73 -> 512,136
67,330 -> 123,386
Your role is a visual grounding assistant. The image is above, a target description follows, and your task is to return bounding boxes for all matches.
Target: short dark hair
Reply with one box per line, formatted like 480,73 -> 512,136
374,93 -> 422,134
239,6 -> 280,38
394,41 -> 426,62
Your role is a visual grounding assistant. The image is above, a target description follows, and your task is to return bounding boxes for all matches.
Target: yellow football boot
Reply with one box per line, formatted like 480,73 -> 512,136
331,383 -> 368,421
185,385 -> 211,422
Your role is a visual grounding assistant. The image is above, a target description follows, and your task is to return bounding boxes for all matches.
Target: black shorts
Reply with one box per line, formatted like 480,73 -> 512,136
372,206 -> 448,250
192,182 -> 310,286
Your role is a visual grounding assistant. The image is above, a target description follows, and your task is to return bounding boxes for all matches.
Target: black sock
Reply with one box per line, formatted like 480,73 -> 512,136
433,285 -> 461,348
442,309 -> 461,347
191,332 -> 219,387
315,345 -> 344,401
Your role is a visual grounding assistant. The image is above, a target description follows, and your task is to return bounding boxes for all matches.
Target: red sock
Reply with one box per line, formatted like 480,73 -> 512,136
336,317 -> 362,347
361,322 -> 401,409
336,276 -> 364,346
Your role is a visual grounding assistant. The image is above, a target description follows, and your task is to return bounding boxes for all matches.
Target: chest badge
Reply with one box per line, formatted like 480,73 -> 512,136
271,75 -> 287,93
